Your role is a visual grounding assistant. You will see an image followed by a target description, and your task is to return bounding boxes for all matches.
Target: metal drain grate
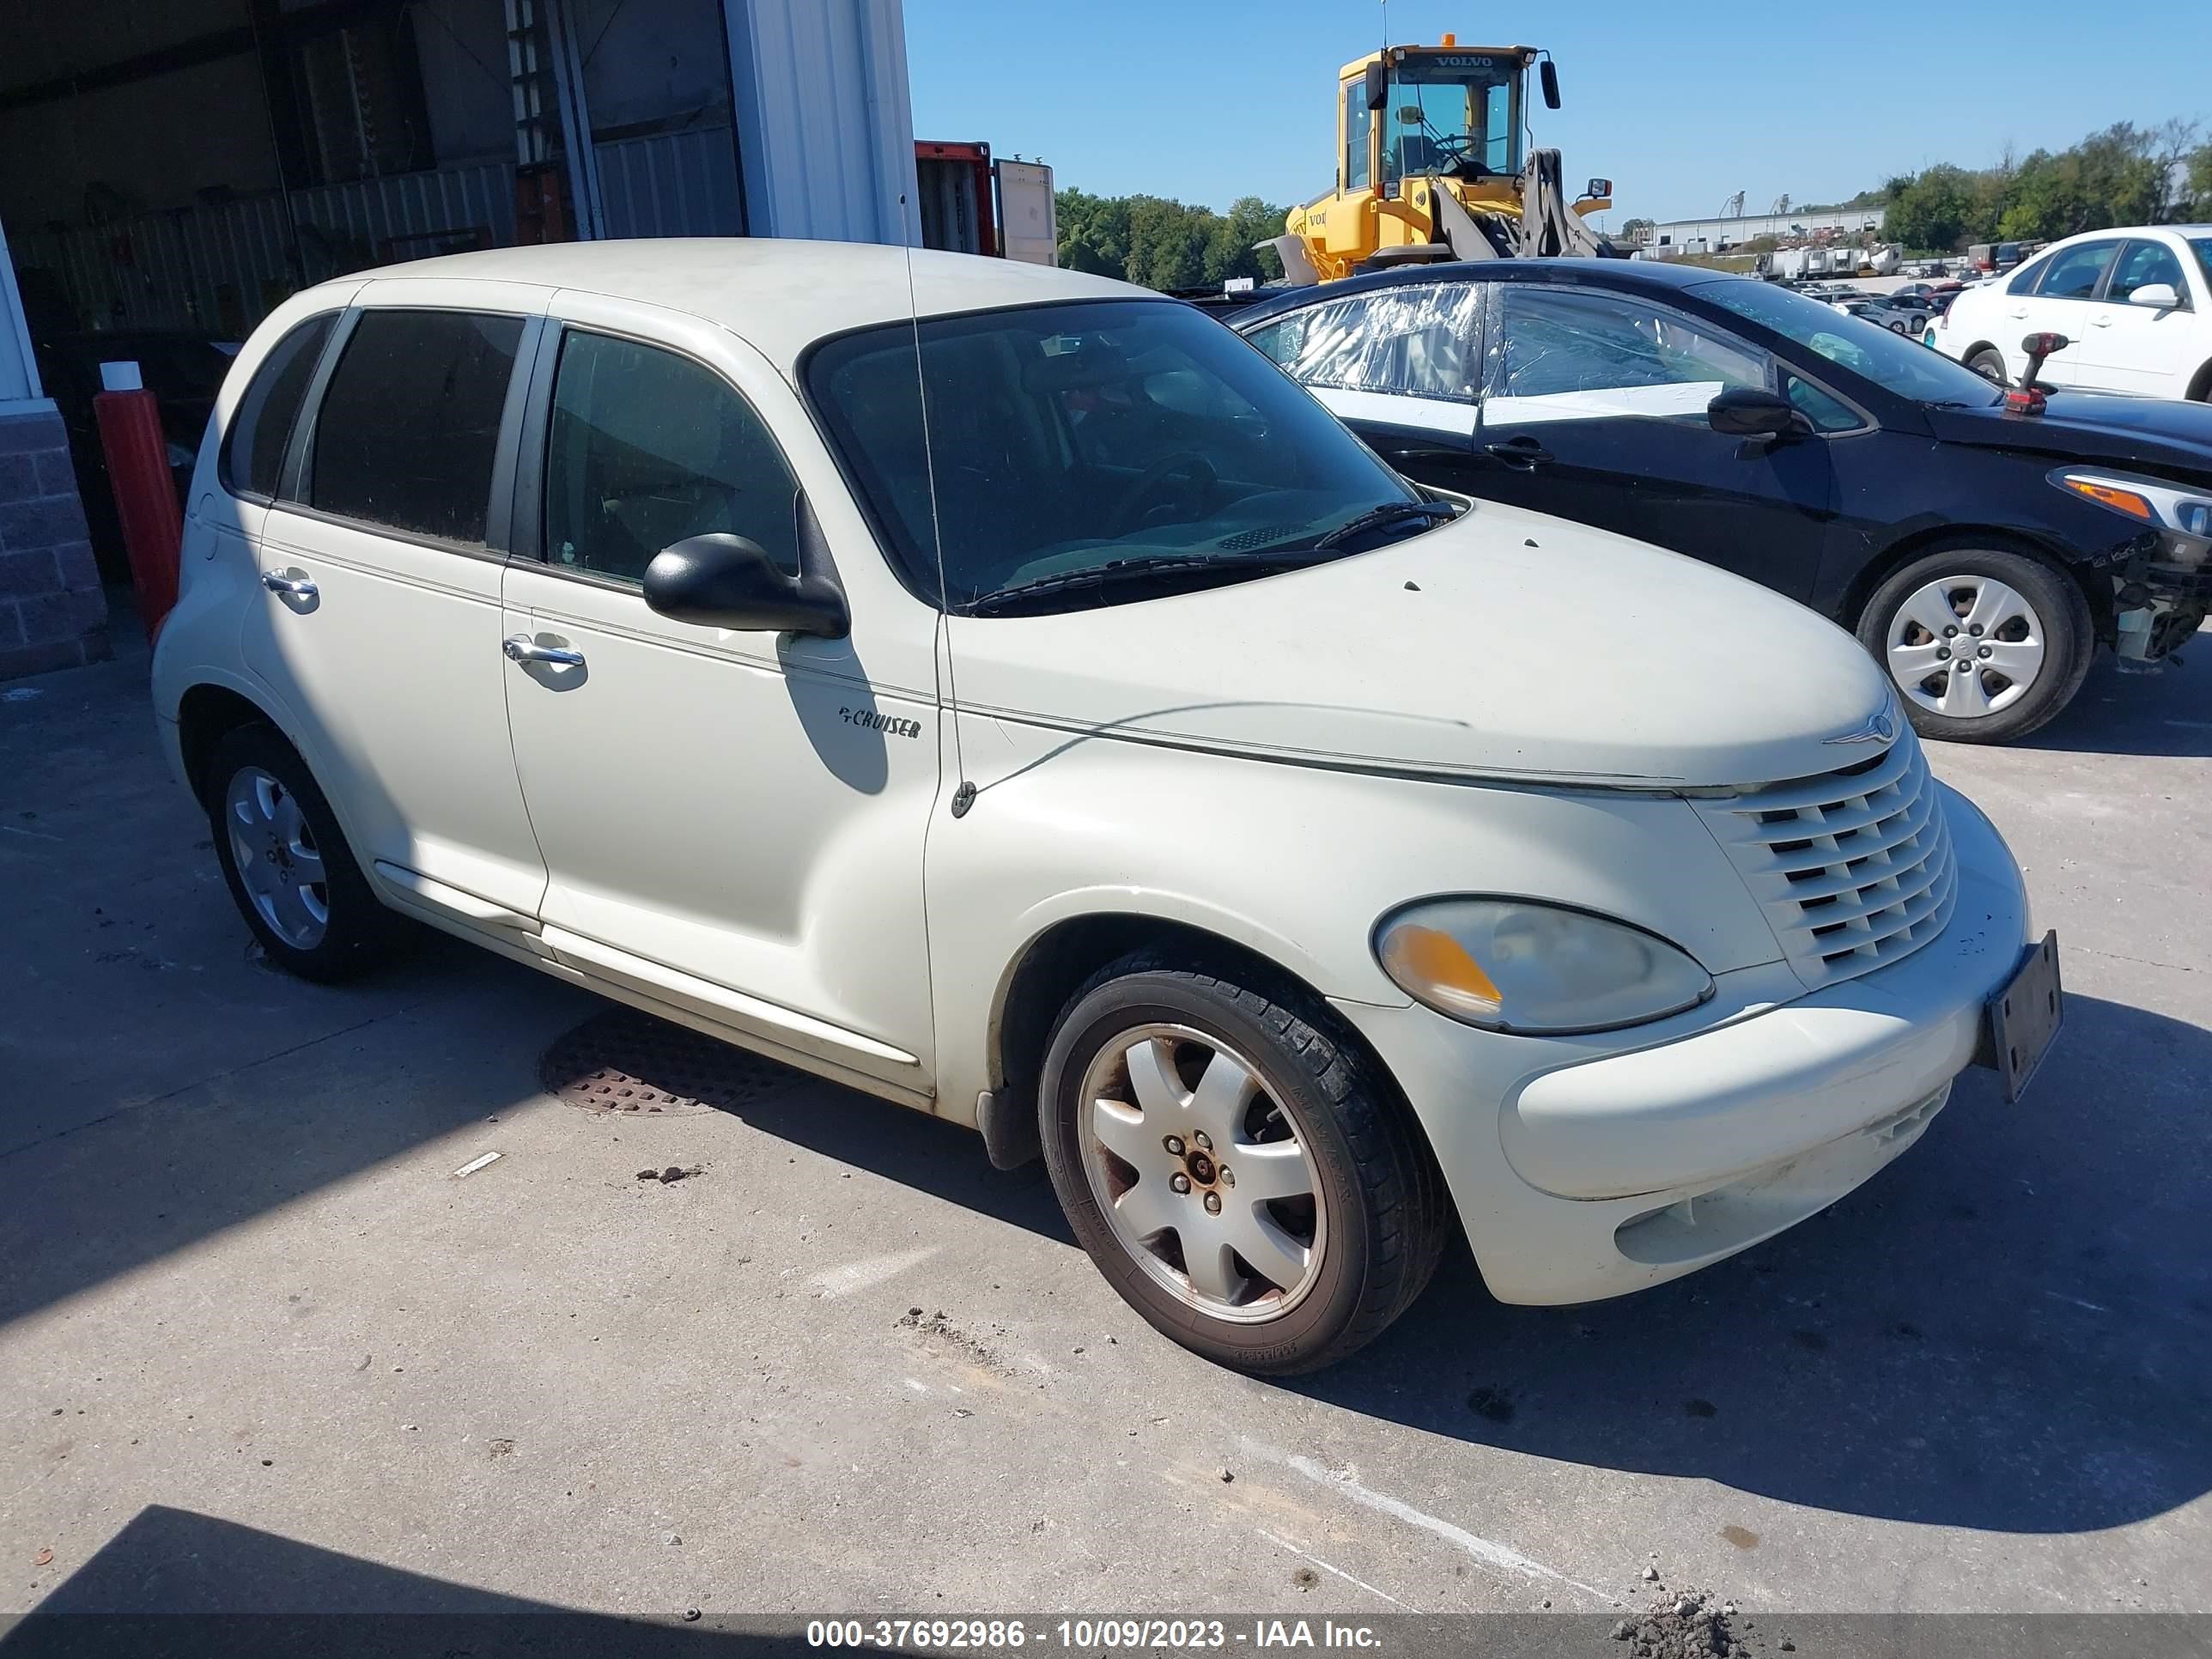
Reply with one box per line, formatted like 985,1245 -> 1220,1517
539,1007 -> 797,1116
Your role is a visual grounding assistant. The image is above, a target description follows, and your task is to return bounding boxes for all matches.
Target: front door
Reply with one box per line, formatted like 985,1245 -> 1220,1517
1470,283 -> 1838,602
240,296 -> 549,918
2076,238 -> 2194,396
499,299 -> 939,1092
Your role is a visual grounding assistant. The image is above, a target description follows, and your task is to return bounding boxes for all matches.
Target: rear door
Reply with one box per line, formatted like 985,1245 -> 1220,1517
1470,283 -> 1839,601
1240,280 -> 1486,492
240,286 -> 549,921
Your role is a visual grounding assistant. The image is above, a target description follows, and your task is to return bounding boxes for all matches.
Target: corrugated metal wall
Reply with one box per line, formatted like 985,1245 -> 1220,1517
726,0 -> 918,246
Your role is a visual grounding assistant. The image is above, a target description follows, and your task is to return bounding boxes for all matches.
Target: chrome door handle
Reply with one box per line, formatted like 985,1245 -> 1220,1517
504,634 -> 586,667
261,570 -> 318,599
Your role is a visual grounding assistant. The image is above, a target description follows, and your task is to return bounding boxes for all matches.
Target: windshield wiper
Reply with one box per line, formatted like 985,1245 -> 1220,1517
964,552 -> 1328,617
1305,499 -> 1458,552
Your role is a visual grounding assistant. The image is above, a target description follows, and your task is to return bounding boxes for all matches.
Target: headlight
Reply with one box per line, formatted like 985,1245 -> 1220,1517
2050,468 -> 2212,554
1373,897 -> 1712,1035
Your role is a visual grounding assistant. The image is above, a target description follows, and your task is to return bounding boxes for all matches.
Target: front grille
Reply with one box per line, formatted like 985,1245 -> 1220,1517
1695,732 -> 1957,991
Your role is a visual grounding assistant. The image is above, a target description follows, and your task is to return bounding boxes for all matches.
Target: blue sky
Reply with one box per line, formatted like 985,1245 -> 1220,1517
905,0 -> 2210,227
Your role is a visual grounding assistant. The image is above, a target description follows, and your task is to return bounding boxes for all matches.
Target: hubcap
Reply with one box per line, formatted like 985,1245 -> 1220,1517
225,765 -> 329,949
1078,1024 -> 1327,1323
1885,574 -> 2045,720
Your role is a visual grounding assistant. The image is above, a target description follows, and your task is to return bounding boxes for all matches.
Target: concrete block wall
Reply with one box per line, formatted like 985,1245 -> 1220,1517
0,403 -> 111,680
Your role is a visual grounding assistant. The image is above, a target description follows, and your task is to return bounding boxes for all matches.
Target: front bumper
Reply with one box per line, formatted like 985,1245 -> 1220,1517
1333,783 -> 2033,1305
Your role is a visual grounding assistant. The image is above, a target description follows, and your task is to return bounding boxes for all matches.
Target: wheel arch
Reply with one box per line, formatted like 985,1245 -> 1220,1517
1838,523 -> 2110,648
2187,358 -> 2212,403
1959,340 -> 2006,378
979,909 -> 1419,1173
177,680 -> 289,805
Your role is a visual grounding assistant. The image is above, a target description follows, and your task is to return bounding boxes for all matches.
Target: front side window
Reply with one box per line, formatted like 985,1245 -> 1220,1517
543,331 -> 800,586
1244,284 -> 1480,401
2108,240 -> 2188,304
308,310 -> 524,544
1490,286 -> 1768,421
2037,241 -> 2120,301
224,313 -> 334,500
2191,236 -> 2212,295
806,299 -> 1424,612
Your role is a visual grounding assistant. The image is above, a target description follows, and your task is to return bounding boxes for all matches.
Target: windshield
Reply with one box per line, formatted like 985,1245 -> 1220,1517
805,300 -> 1426,612
1383,52 -> 1521,184
1691,278 -> 2001,406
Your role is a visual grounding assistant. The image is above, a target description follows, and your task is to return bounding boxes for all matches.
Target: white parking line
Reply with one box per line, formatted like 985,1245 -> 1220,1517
1255,1528 -> 1421,1612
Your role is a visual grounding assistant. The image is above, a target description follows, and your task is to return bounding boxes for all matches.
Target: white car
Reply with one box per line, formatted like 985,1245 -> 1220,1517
1937,224 -> 2212,399
152,241 -> 2051,1374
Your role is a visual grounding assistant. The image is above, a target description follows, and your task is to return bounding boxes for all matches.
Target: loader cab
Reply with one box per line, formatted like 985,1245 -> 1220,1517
1339,41 -> 1532,195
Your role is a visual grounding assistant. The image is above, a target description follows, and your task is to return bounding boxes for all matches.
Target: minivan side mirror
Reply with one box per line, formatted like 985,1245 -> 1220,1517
2127,283 -> 2182,310
1708,386 -> 1809,440
643,530 -> 849,637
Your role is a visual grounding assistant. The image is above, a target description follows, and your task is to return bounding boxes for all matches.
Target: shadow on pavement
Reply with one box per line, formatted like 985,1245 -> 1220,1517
1297,991 -> 2212,1536
3,1505 -> 811,1656
2012,651 -> 2211,759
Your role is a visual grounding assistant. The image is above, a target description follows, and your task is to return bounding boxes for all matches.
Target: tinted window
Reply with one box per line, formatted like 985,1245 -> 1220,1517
2108,240 -> 2187,303
806,300 -> 1416,610
544,331 -> 799,585
224,314 -> 333,499
2037,241 -> 2118,301
1784,374 -> 1862,434
1492,286 -> 1767,417
1245,284 -> 1480,401
2007,257 -> 2050,295
308,310 -> 524,544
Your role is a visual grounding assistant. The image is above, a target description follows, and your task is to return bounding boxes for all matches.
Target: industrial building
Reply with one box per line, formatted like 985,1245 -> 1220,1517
1645,204 -> 1887,250
0,0 -> 921,679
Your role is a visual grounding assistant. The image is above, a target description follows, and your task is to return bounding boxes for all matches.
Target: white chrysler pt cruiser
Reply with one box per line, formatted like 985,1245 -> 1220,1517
152,241 -> 2058,1373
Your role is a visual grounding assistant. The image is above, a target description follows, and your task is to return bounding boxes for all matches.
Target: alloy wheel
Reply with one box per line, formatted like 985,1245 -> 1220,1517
225,764 -> 330,949
1077,1024 -> 1327,1322
1884,574 -> 2046,720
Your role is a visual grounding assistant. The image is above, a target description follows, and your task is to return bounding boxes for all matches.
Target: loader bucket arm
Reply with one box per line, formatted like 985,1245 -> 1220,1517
1516,149 -> 1607,258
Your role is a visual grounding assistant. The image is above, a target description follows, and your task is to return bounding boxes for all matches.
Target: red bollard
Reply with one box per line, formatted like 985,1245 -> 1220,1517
92,362 -> 184,642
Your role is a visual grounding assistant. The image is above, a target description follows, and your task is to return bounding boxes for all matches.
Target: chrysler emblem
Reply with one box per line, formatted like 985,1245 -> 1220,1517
1825,708 -> 1897,745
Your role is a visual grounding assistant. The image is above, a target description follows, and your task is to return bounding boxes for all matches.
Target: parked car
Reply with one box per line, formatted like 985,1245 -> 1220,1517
1232,258 -> 2212,740
1936,225 -> 2212,400
1837,295 -> 1931,334
154,241 -> 2051,1374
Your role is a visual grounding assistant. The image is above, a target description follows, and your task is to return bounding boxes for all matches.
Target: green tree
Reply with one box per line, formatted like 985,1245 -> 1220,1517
1054,190 -> 1287,289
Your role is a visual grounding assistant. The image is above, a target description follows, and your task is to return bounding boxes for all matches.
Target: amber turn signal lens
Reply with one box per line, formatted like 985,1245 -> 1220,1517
2061,479 -> 2154,520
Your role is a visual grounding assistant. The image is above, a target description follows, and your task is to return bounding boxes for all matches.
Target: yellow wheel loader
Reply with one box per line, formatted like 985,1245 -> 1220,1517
1276,36 -> 1616,285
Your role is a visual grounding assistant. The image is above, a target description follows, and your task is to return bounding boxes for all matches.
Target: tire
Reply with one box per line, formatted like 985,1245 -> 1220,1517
1037,954 -> 1449,1375
204,722 -> 407,981
1888,319 -> 1909,334
1966,347 -> 2008,385
1856,547 -> 2094,744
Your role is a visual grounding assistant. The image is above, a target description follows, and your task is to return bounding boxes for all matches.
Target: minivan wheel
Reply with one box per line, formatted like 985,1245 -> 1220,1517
1857,548 -> 2093,744
1966,348 -> 2007,385
1038,956 -> 1448,1375
205,723 -> 405,981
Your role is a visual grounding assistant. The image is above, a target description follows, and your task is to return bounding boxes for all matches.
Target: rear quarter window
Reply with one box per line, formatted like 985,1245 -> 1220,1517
222,314 -> 336,500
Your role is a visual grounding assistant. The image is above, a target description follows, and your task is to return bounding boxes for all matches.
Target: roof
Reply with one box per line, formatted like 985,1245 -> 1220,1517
320,239 -> 1146,371
1228,256 -> 1734,328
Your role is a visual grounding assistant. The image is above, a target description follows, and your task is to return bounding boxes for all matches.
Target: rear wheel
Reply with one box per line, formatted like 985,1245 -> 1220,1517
205,723 -> 407,981
1857,548 -> 2093,744
1966,347 -> 2008,385
1038,956 -> 1448,1375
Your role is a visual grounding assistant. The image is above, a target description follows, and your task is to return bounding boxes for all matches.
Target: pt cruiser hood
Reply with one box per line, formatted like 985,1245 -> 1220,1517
947,500 -> 1893,789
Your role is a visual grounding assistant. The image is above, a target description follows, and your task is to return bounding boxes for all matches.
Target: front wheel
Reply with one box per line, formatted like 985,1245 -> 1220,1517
1856,549 -> 2093,743
1038,957 -> 1448,1375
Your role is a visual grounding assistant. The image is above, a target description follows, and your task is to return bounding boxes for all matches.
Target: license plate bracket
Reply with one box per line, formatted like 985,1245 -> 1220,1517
1982,930 -> 2063,1103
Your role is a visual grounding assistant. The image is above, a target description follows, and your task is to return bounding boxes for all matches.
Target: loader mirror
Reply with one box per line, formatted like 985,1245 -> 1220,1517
1540,59 -> 1561,109
1364,61 -> 1389,111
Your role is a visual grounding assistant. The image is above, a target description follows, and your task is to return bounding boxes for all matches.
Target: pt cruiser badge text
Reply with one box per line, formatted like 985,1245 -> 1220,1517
840,707 -> 922,739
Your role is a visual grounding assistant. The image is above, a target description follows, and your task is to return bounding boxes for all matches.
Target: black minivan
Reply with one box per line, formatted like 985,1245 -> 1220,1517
1231,259 -> 2212,743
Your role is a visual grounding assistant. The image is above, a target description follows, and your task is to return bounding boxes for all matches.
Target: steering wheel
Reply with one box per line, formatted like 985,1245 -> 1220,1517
1426,131 -> 1479,170
1108,452 -> 1217,535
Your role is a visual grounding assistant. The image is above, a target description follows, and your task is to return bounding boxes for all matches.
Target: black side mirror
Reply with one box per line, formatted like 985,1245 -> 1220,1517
643,500 -> 849,636
1364,60 -> 1389,112
1708,386 -> 1809,440
1539,59 -> 1561,109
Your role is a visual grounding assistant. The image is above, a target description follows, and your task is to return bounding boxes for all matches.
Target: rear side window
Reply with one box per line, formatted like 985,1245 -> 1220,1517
2036,242 -> 2119,301
223,314 -> 334,500
2007,258 -> 2050,295
1246,284 -> 1480,402
542,330 -> 800,585
308,310 -> 525,544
